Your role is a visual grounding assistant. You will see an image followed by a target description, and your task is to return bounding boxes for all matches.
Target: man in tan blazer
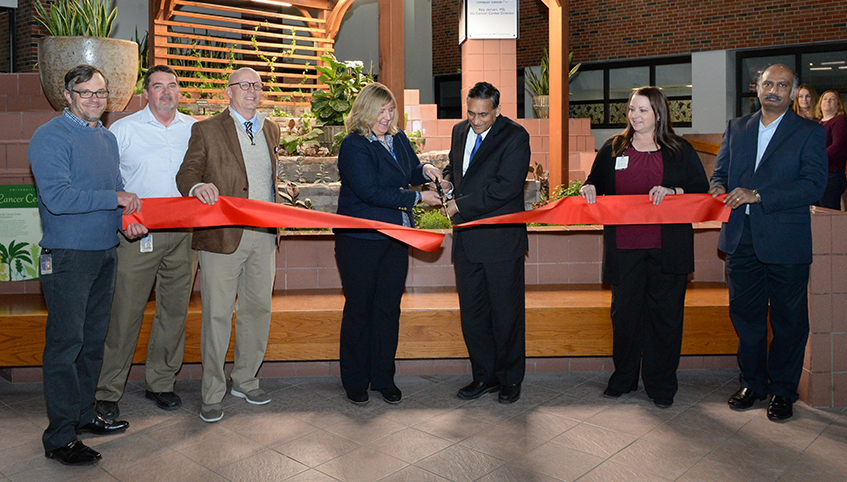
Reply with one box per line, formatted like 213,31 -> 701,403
176,68 -> 280,423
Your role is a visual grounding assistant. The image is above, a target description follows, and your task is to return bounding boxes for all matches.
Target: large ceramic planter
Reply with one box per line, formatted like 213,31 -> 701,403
532,95 -> 549,119
37,36 -> 138,112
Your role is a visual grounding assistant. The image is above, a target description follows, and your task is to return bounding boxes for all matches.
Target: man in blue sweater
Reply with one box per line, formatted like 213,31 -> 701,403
28,65 -> 147,466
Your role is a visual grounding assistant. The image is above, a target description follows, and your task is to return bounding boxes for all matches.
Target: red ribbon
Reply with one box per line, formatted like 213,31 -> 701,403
123,194 -> 730,253
458,193 -> 730,227
122,196 -> 446,253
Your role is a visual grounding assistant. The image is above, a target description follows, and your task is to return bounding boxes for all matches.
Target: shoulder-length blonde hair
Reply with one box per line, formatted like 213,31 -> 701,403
345,82 -> 398,137
815,90 -> 846,119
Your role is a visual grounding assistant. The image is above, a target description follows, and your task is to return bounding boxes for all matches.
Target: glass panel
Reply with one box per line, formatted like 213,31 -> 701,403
802,51 -> 847,94
741,95 -> 760,117
569,103 -> 604,125
669,99 -> 692,124
656,63 -> 691,97
609,66 -> 649,99
740,55 -> 794,95
569,70 -> 603,101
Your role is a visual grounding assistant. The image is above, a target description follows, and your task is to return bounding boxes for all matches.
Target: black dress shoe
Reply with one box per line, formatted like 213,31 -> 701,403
652,398 -> 674,409
45,439 -> 101,466
145,390 -> 181,410
603,387 -> 623,399
457,380 -> 501,400
76,414 -> 129,435
727,387 -> 765,410
767,395 -> 794,421
346,390 -> 369,405
379,387 -> 402,404
95,400 -> 119,420
498,384 -> 521,404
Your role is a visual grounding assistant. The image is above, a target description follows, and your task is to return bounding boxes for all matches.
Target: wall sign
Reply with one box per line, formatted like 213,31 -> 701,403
0,185 -> 42,281
461,0 -> 519,42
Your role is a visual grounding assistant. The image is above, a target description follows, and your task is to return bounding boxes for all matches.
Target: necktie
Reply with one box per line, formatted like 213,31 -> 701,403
244,121 -> 254,145
469,133 -> 483,164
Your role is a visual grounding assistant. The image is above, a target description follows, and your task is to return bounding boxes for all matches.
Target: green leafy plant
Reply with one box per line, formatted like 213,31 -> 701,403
133,28 -> 149,94
280,117 -> 328,156
404,113 -> 426,154
310,54 -> 373,126
551,179 -> 583,200
413,205 -> 452,229
34,0 -> 117,37
525,49 -> 582,97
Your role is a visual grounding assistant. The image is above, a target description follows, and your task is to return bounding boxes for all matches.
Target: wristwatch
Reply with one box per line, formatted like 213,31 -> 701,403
753,189 -> 761,203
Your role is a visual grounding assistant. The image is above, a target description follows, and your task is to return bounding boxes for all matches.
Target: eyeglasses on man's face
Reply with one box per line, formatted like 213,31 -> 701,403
228,81 -> 264,91
71,89 -> 110,99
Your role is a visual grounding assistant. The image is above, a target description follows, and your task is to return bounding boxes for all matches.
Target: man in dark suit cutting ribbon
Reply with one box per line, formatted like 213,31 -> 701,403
443,82 -> 531,404
709,64 -> 827,421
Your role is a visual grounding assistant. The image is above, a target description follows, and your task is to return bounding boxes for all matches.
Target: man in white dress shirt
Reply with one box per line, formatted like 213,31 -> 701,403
95,65 -> 198,420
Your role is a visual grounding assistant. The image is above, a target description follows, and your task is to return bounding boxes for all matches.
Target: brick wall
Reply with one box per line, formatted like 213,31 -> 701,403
433,0 -> 847,72
15,0 -> 45,72
0,11 -> 10,73
431,0 -> 549,75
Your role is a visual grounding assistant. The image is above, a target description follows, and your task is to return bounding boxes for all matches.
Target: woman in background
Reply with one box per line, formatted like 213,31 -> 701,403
793,84 -> 818,120
814,90 -> 847,210
335,82 -> 442,405
580,86 -> 709,408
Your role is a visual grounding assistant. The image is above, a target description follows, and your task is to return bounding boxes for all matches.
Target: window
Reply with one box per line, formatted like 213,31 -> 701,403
569,56 -> 692,128
736,43 -> 847,117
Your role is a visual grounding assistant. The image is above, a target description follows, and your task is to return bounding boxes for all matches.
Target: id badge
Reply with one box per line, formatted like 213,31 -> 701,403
40,252 -> 53,275
140,234 -> 153,253
615,156 -> 629,170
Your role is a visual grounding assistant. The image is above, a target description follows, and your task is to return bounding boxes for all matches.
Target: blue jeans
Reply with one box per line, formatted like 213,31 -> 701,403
40,248 -> 117,451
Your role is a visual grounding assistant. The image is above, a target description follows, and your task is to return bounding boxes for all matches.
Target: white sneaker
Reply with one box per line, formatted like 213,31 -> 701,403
200,403 -> 223,423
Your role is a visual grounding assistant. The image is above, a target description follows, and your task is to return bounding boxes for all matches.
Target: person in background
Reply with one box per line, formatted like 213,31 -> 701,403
580,86 -> 709,409
813,90 -> 847,210
792,84 -> 818,120
29,64 -> 145,466
95,65 -> 198,420
334,82 -> 443,405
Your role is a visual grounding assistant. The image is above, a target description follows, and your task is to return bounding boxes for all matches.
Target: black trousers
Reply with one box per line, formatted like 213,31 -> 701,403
607,248 -> 688,401
41,248 -> 117,451
725,216 -> 810,401
453,238 -> 526,386
818,171 -> 847,210
335,235 -> 408,392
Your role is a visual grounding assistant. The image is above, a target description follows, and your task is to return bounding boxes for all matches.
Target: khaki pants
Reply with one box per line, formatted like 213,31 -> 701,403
198,229 -> 276,405
96,231 -> 197,401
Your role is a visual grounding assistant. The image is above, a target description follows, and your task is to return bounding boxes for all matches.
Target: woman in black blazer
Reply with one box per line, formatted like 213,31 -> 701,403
580,86 -> 709,408
335,82 -> 442,405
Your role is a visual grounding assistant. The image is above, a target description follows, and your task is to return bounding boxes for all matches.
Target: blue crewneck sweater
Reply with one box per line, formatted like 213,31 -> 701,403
28,113 -> 123,250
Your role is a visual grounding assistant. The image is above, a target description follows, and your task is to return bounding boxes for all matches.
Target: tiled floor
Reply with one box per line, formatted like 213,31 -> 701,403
1,369 -> 846,481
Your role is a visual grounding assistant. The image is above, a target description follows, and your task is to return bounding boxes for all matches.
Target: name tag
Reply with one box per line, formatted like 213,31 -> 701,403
140,234 -> 153,253
615,156 -> 629,170
40,253 -> 52,275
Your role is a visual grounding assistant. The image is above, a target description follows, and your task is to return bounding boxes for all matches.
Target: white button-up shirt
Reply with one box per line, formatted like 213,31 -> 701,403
109,105 -> 197,198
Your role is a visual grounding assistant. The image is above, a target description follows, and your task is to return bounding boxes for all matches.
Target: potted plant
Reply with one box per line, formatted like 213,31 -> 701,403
525,49 -> 581,119
34,0 -> 138,111
310,54 -> 373,153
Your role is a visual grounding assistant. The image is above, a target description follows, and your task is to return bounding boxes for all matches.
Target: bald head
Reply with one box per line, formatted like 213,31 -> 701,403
757,64 -> 797,118
226,68 -> 263,118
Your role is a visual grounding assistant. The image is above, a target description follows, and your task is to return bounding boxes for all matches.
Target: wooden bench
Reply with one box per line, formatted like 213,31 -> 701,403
0,283 -> 735,367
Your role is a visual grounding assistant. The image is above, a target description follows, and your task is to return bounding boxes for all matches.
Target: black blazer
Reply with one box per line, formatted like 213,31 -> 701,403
710,109 -> 827,264
584,136 -> 709,284
335,129 -> 429,240
443,115 -> 530,263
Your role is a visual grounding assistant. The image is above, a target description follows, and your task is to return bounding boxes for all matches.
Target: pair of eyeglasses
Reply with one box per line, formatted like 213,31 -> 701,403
71,89 -> 110,99
228,81 -> 264,91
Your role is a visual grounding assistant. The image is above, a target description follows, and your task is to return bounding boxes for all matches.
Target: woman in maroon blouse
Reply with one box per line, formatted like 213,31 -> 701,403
814,90 -> 847,210
580,87 -> 709,408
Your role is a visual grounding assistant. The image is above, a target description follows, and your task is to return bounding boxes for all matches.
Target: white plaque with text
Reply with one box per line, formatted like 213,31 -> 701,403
466,0 -> 518,40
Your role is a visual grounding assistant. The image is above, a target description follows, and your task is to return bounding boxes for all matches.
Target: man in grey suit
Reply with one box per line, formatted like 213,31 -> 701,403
176,67 -> 280,423
709,64 -> 827,421
443,82 -> 531,404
